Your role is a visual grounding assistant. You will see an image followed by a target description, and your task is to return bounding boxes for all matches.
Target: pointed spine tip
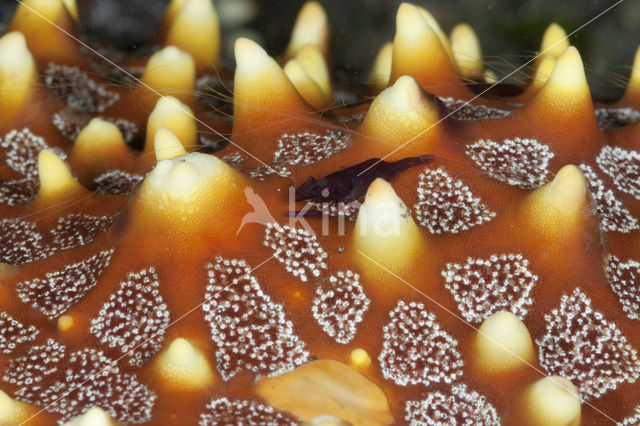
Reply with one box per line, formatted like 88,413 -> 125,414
350,348 -> 372,368
450,23 -> 484,78
165,0 -> 220,69
62,406 -> 118,426
396,3 -> 430,38
142,46 -> 195,101
540,23 -> 570,58
286,1 -> 329,56
62,0 -> 78,20
474,311 -> 534,374
369,42 -> 393,91
154,127 -> 187,161
146,96 -> 198,153
0,390 -> 31,425
234,37 -> 273,73
548,46 -> 586,89
38,149 -> 80,195
524,376 -> 581,426
76,118 -> 124,146
156,337 -> 214,389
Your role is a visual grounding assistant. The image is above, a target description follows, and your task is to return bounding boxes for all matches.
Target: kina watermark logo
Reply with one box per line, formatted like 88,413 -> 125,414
236,186 -> 362,236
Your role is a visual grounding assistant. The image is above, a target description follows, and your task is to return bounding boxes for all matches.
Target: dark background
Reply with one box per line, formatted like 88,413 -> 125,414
1,0 -> 638,100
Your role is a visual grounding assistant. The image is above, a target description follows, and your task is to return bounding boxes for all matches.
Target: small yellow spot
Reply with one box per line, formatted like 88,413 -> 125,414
350,348 -> 371,368
58,315 -> 74,331
293,290 -> 302,299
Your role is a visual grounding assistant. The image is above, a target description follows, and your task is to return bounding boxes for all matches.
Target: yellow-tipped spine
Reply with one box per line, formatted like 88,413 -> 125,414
353,178 -> 425,275
141,46 -> 196,106
450,23 -> 484,79
359,75 -> 440,154
522,376 -> 581,426
164,0 -> 221,71
284,1 -> 329,59
155,338 -> 214,390
0,32 -> 38,122
368,42 -> 393,93
522,165 -> 588,239
0,390 -> 32,426
391,3 -> 465,97
473,311 -> 535,374
144,96 -> 198,159
9,0 -> 80,65
37,150 -> 85,200
154,127 -> 187,161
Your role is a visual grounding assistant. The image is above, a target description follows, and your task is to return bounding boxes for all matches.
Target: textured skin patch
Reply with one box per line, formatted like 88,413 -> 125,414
16,250 -> 114,319
49,214 -> 115,251
250,131 -> 349,178
536,288 -> 640,400
2,339 -> 155,424
90,267 -> 170,367
405,384 -> 501,425
0,311 -> 39,354
597,146 -> 640,201
607,255 -> 640,321
465,138 -> 554,188
202,257 -> 309,380
0,128 -> 67,205
0,218 -> 46,265
312,270 -> 370,344
0,176 -> 39,206
264,223 -> 328,282
221,151 -> 245,170
379,301 -> 464,386
414,167 -> 496,234
92,170 -> 144,194
440,97 -> 511,120
198,397 -> 298,426
309,200 -> 362,221
45,63 -> 120,113
620,405 -> 640,425
595,107 -> 640,130
442,254 -> 538,323
579,164 -> 639,233
333,111 -> 366,124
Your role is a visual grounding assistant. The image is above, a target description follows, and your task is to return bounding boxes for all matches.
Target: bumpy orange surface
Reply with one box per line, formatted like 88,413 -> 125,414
1,0 -> 640,425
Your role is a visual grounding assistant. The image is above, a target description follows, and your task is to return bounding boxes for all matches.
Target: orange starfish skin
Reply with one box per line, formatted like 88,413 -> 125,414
0,1 -> 640,425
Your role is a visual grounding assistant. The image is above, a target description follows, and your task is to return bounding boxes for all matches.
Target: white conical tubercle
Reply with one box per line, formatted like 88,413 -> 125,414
37,150 -> 84,197
155,337 -> 214,389
539,23 -> 569,59
368,42 -> 393,92
154,127 -> 187,161
284,44 -> 332,110
137,152 -> 245,227
164,0 -> 221,70
62,406 -> 119,426
142,45 -> 196,102
234,37 -> 310,112
361,75 -> 440,147
0,32 -> 37,113
285,1 -> 329,57
145,96 -> 198,153
0,390 -> 32,425
354,178 -> 424,271
523,376 -> 581,426
449,23 -> 483,78
522,165 -> 587,236
474,311 -> 535,374
75,118 -> 126,151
